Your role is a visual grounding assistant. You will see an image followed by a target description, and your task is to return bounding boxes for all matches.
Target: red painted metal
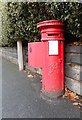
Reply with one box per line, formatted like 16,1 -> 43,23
42,41 -> 64,93
28,42 -> 44,68
28,20 -> 65,98
37,20 -> 64,41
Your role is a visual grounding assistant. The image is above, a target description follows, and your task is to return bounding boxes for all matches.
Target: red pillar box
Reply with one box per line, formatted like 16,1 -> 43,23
28,20 -> 65,98
37,20 -> 64,98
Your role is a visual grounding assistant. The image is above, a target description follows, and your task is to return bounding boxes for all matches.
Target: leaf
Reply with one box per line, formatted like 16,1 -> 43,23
68,92 -> 76,101
73,102 -> 79,106
79,103 -> 82,106
74,95 -> 79,100
27,74 -> 33,78
41,79 -> 42,81
33,74 -> 37,78
63,91 -> 69,97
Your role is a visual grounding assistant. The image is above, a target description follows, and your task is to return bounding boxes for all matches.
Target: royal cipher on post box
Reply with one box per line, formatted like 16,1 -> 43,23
28,20 -> 65,98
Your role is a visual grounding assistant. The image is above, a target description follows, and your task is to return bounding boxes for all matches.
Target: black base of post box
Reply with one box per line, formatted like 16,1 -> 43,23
41,90 -> 64,100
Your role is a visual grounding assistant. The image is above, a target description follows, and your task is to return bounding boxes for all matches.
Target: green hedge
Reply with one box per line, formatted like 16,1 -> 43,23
1,2 -> 82,46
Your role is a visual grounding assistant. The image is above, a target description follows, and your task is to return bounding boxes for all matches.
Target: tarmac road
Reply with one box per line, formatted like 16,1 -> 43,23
2,57 -> 80,118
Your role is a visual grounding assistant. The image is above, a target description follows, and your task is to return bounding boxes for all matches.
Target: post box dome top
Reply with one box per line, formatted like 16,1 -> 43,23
37,20 -> 64,29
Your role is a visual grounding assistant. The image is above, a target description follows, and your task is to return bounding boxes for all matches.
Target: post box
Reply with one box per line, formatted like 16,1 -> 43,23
28,20 -> 65,98
28,42 -> 44,68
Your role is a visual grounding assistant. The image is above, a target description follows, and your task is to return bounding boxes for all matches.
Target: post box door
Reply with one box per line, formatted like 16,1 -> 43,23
28,42 -> 44,68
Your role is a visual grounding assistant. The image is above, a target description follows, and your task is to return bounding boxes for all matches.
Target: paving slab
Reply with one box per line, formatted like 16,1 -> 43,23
2,57 -> 81,118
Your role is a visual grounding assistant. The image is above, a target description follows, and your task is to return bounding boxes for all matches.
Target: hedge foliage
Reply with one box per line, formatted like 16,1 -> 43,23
1,2 -> 82,46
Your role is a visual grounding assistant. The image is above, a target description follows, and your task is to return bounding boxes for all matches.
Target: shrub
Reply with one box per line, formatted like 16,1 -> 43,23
2,2 -> 82,46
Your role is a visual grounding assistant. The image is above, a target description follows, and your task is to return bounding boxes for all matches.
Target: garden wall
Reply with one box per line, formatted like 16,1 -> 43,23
65,46 -> 82,96
0,47 -> 18,65
0,46 -> 82,95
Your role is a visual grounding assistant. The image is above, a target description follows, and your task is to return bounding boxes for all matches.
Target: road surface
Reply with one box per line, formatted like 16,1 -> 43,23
2,57 -> 80,118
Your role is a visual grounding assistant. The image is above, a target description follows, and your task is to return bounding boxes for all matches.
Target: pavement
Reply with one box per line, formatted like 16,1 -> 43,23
1,57 -> 81,118
0,56 -> 2,119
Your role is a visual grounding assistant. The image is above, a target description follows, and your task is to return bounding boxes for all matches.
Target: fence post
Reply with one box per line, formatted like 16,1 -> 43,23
17,40 -> 24,71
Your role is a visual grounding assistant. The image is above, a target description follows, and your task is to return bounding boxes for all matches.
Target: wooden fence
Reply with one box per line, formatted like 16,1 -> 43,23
65,46 -> 82,95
